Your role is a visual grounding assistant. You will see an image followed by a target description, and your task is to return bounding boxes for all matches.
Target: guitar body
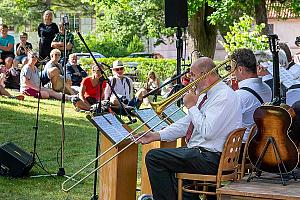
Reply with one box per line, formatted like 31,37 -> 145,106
248,105 -> 299,173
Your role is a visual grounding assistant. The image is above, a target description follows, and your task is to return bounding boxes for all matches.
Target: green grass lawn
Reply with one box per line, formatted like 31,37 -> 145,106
0,94 -> 143,199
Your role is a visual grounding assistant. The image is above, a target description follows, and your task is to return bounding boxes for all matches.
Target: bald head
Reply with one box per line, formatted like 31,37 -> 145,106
192,57 -> 217,76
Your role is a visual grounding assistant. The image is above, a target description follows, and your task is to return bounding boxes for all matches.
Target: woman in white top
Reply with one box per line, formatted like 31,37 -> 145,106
146,70 -> 160,91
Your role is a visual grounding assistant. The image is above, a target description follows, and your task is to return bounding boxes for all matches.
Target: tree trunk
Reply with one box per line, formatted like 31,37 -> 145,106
255,0 -> 269,35
188,4 -> 217,59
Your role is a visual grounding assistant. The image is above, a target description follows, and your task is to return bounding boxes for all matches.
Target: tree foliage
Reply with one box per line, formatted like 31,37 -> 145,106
220,14 -> 268,54
0,0 -> 93,31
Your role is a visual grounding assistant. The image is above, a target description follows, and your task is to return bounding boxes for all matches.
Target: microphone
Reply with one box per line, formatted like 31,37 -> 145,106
63,15 -> 69,29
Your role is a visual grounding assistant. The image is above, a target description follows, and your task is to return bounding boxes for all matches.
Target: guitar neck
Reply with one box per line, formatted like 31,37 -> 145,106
269,34 -> 281,106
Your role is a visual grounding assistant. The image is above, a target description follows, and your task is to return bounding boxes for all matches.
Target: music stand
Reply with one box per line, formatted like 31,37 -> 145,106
88,113 -> 130,145
87,113 -> 138,200
162,103 -> 186,124
134,108 -> 168,131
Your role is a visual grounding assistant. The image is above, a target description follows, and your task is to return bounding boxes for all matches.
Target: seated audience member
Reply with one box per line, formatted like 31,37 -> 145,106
146,70 -> 160,92
40,49 -> 74,95
66,53 -> 87,89
20,52 -> 72,100
232,48 -> 272,142
0,85 -> 24,100
0,24 -> 14,69
161,74 -> 177,98
51,22 -> 74,65
104,60 -> 146,108
72,64 -> 106,111
146,70 -> 160,102
13,32 -> 33,68
134,57 -> 242,200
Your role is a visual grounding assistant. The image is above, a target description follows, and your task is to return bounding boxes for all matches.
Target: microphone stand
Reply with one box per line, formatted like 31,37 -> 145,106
176,27 -> 183,106
57,18 -> 69,177
30,62 -> 55,178
77,31 -> 136,199
91,77 -> 104,200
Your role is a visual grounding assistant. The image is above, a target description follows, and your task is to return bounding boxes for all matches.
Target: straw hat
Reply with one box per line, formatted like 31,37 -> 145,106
112,60 -> 124,69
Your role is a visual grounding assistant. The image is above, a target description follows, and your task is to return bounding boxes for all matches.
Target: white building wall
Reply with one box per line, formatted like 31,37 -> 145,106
269,18 -> 300,55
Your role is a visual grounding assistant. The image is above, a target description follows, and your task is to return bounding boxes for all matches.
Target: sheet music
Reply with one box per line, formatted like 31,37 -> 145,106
261,61 -> 300,89
135,108 -> 168,132
93,113 -> 129,144
163,103 -> 186,123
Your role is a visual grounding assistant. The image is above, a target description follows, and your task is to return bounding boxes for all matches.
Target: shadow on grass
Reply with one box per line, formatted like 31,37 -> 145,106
0,99 -> 99,200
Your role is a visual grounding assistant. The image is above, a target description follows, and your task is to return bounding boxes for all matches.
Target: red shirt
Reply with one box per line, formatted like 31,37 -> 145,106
82,77 -> 107,100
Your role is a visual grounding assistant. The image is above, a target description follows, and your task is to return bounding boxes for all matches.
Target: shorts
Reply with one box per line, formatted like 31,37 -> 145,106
0,51 -> 15,62
128,97 -> 142,109
14,55 -> 27,63
23,87 -> 39,98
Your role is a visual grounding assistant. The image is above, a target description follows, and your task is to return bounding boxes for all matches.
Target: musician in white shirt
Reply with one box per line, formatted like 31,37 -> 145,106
135,57 -> 242,200
232,48 -> 272,142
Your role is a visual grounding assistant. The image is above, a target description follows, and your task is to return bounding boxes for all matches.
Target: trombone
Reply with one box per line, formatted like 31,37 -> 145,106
61,58 -> 235,192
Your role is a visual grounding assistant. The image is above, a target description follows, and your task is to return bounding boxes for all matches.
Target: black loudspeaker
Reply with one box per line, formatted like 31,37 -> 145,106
0,142 -> 34,177
165,0 -> 188,28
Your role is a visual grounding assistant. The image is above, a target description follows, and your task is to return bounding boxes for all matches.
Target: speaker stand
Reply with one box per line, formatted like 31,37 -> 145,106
175,27 -> 183,107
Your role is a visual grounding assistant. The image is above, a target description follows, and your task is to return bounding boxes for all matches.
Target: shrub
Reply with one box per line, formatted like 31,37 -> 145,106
79,57 -> 177,83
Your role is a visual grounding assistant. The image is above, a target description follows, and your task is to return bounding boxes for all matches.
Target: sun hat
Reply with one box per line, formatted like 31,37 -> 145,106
112,60 -> 124,69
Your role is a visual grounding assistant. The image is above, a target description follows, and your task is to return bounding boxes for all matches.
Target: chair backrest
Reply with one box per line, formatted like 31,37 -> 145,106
216,128 -> 246,187
238,125 -> 257,179
242,125 -> 257,164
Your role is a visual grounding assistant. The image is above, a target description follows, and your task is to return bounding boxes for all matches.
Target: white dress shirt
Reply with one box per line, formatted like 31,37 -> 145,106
235,78 -> 272,142
104,75 -> 134,101
159,81 -> 242,152
288,63 -> 300,81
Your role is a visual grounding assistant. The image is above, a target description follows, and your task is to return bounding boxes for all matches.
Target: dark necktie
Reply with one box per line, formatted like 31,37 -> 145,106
185,94 -> 207,143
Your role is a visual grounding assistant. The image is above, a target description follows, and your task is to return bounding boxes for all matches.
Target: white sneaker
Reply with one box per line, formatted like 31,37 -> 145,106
138,194 -> 154,200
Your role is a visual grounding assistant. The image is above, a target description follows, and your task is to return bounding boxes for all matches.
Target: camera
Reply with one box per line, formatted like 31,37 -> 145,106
121,96 -> 129,105
295,36 -> 300,47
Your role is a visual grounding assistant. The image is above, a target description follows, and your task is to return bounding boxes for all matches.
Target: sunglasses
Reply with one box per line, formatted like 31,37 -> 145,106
114,67 -> 124,72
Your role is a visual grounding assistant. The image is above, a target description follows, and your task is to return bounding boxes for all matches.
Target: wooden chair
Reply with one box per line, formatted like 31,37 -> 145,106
237,125 -> 256,180
176,128 -> 246,200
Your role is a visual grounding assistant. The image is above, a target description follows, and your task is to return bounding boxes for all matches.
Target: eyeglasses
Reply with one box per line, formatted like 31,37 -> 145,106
20,36 -> 27,39
114,67 -> 124,72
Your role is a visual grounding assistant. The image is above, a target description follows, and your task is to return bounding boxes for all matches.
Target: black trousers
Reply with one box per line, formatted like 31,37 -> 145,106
145,147 -> 220,200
